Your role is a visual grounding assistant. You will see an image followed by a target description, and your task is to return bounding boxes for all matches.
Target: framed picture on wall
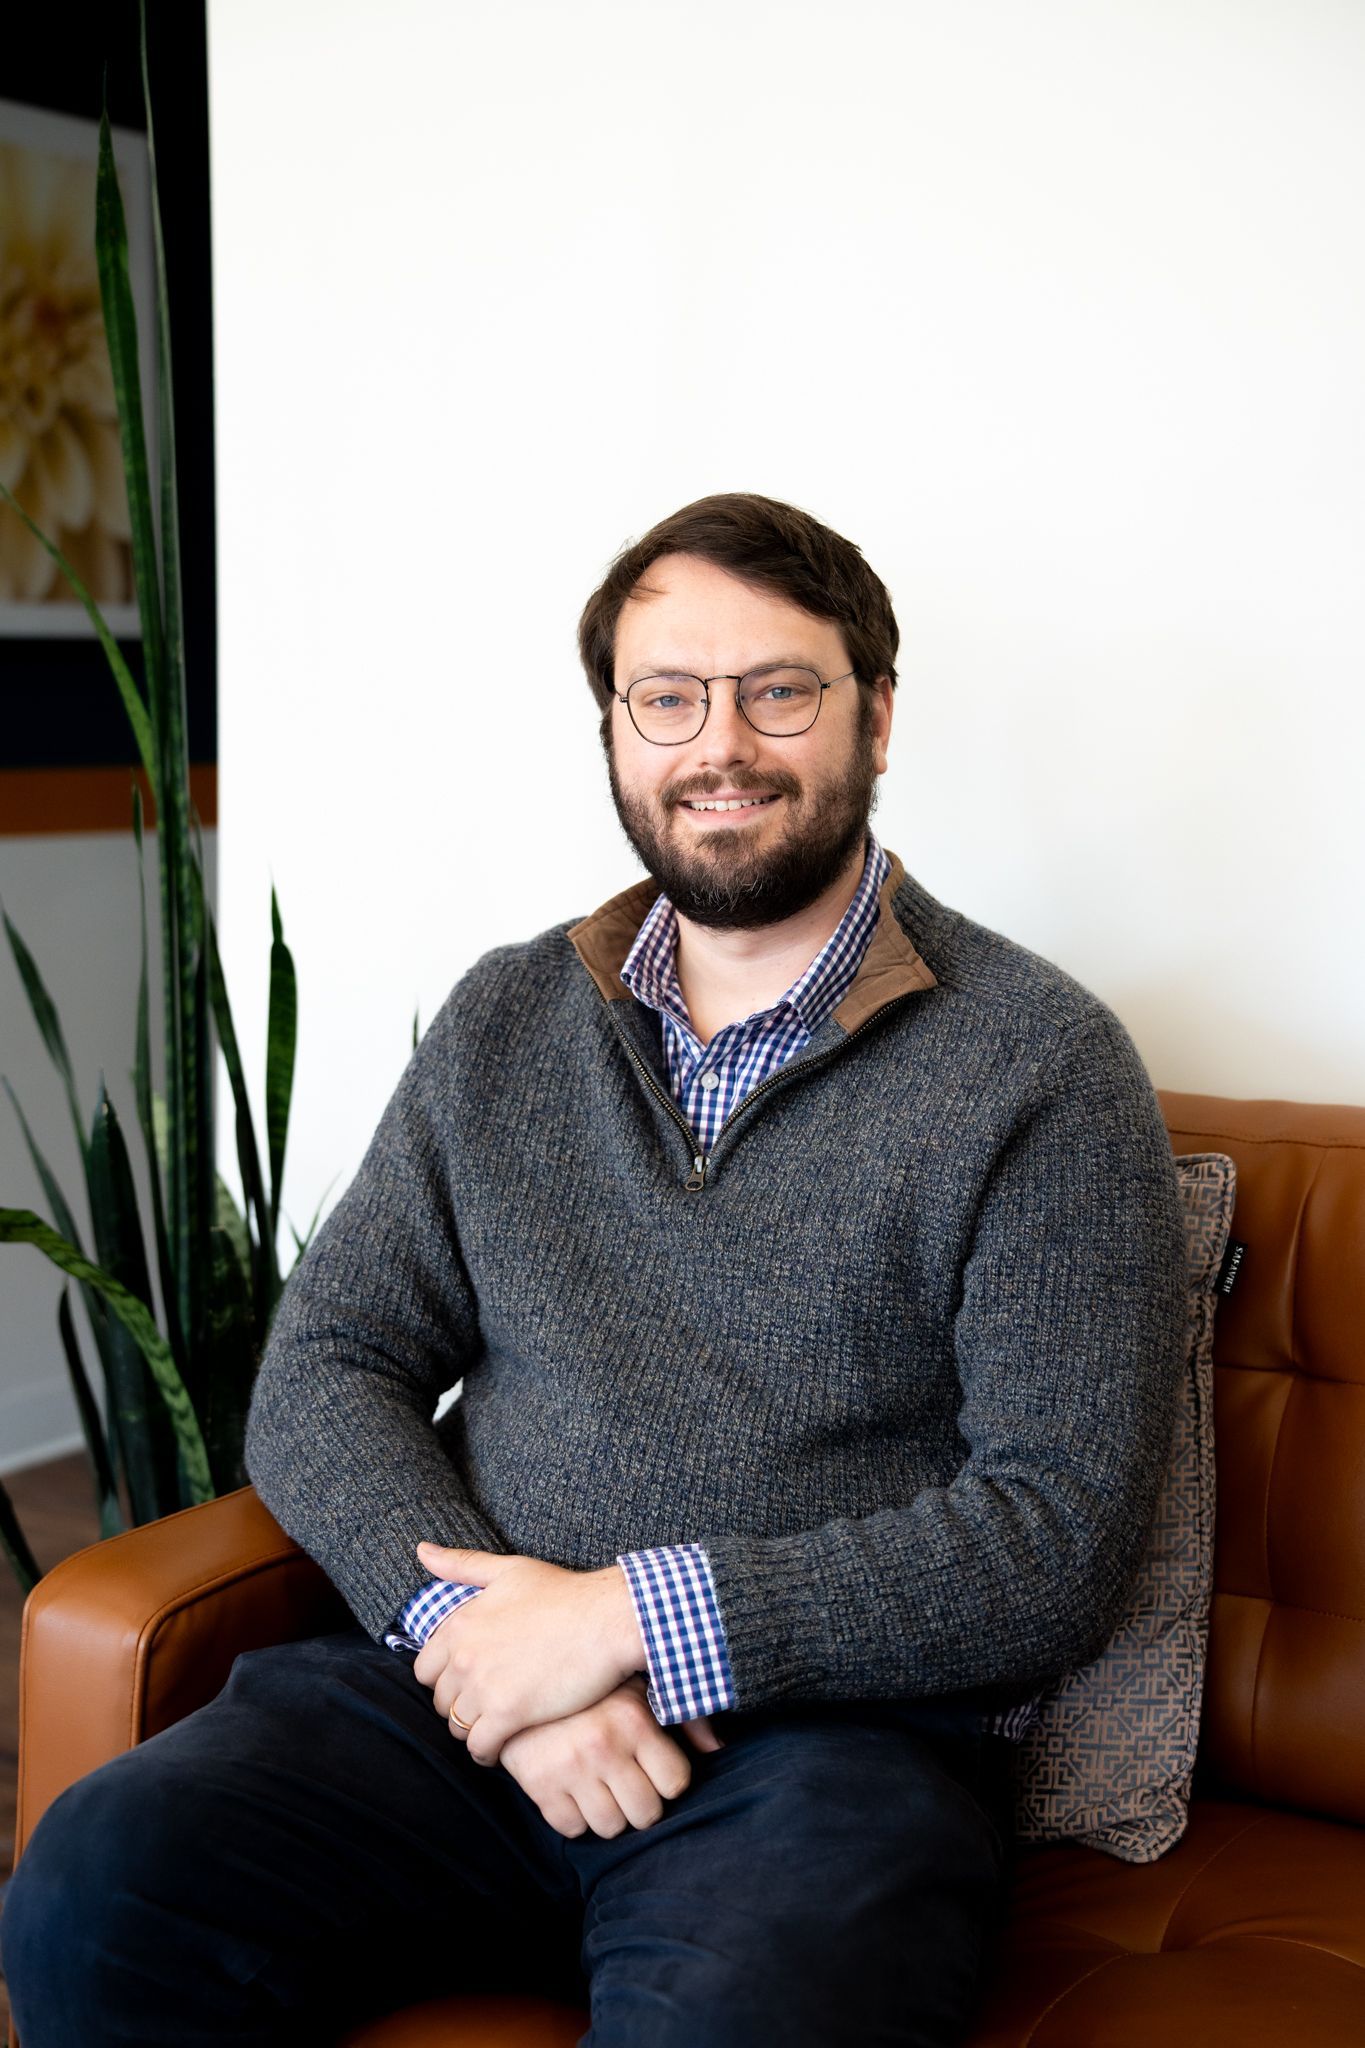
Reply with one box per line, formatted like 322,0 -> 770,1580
0,3 -> 215,839
0,94 -> 155,642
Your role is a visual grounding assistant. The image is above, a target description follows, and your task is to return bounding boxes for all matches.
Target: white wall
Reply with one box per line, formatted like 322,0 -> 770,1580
208,0 -> 1365,1247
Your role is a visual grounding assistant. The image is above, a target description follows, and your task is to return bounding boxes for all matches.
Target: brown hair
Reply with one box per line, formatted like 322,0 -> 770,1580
577,492 -> 899,723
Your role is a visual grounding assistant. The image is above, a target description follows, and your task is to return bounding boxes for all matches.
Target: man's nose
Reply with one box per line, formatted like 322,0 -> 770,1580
695,680 -> 759,764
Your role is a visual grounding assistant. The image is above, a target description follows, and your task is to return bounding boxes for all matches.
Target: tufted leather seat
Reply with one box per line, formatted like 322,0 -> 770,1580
970,1800 -> 1365,2043
9,1092 -> 1365,2045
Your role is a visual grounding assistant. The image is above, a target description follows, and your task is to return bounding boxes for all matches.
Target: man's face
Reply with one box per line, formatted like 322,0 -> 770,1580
605,553 -> 893,930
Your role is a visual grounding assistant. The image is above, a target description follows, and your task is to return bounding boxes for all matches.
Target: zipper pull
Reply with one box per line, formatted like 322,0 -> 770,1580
684,1153 -> 707,1192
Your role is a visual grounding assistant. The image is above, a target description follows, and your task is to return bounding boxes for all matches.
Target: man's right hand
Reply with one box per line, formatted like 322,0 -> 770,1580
498,1673 -> 723,1840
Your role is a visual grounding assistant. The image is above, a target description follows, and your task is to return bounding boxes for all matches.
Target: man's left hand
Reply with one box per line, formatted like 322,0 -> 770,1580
410,1543 -> 645,1766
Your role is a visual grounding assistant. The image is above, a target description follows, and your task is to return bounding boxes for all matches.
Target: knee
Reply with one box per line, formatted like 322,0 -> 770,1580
1,1761 -> 178,2033
587,1890 -> 988,2048
745,1721 -> 1003,1890
3,1784 -> 100,2027
581,1723 -> 1005,2047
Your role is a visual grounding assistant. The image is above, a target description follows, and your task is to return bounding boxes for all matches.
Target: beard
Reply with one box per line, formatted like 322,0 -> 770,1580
605,709 -> 881,931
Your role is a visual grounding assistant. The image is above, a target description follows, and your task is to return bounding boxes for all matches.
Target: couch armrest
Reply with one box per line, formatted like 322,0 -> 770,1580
14,1484 -> 350,1862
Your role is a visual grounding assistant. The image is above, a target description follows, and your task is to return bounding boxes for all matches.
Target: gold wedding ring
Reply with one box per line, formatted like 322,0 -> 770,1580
449,1704 -> 474,1731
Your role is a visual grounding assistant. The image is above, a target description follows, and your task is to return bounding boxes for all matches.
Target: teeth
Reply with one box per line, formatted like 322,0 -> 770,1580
686,796 -> 775,811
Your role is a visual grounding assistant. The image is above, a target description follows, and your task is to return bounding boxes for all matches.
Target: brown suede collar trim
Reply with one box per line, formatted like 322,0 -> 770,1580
567,849 -> 937,1034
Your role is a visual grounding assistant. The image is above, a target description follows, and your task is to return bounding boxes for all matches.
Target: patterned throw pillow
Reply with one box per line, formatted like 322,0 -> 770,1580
1005,1150 -> 1236,1863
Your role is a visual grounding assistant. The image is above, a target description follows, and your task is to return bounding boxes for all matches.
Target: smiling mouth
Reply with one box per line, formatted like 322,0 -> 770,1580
680,793 -> 783,814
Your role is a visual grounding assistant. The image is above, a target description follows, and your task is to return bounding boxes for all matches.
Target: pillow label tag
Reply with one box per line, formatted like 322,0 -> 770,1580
1217,1240 -> 1247,1296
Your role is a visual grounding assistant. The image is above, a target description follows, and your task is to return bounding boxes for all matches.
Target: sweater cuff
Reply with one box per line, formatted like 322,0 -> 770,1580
382,1578 -> 482,1652
617,1544 -> 736,1724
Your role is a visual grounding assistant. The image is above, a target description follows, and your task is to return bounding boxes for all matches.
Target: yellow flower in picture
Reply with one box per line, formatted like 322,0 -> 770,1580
0,138 -> 132,605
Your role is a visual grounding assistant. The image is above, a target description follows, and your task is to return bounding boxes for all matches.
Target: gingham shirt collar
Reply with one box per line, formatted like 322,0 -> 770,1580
619,833 -> 891,1041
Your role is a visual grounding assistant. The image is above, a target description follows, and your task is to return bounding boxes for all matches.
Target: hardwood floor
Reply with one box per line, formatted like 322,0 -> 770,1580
0,1450 -> 105,2037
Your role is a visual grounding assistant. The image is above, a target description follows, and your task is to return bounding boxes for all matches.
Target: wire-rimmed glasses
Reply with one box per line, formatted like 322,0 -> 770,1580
615,667 -> 857,745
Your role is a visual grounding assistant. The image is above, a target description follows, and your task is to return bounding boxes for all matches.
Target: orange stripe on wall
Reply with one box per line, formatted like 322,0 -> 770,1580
0,765 -> 218,837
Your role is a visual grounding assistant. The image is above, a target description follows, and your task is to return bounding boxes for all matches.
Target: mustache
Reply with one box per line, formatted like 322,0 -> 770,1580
662,769 -> 802,806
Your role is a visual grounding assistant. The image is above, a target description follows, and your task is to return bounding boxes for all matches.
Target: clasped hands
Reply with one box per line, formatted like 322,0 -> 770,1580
409,1542 -> 722,1841
410,1542 -> 643,1765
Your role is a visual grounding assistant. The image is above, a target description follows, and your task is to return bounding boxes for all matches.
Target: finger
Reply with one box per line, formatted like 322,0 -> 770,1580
413,1640 -> 447,1690
464,1717 -> 505,1768
638,1735 -> 691,1803
416,1543 -> 507,1583
680,1714 -> 724,1754
415,1610 -> 463,1686
608,1761 -> 667,1832
545,1794 -> 588,1841
574,1781 -> 630,1840
446,1703 -> 502,1767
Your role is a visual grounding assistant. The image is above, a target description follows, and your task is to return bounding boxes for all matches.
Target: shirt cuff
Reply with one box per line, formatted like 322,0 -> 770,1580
617,1543 -> 736,1725
382,1578 -> 482,1651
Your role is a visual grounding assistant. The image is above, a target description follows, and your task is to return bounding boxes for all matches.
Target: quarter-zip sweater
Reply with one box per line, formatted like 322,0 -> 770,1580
243,852 -> 1189,1722
383,838 -> 893,1723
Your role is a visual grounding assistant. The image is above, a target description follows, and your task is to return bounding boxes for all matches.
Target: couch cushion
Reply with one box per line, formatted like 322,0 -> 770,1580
968,1796 -> 1365,2045
1007,1153 -> 1235,1860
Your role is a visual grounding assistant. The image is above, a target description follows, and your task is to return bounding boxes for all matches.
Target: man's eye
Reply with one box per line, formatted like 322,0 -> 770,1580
749,673 -> 817,704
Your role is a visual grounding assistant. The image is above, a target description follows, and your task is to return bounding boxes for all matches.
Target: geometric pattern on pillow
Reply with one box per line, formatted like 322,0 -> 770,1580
1006,1151 -> 1236,1862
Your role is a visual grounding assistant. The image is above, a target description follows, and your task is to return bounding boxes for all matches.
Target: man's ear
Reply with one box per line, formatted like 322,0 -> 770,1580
870,674 -> 894,776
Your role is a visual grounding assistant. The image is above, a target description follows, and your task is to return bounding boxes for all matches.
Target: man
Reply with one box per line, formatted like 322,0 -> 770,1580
2,493 -> 1188,2047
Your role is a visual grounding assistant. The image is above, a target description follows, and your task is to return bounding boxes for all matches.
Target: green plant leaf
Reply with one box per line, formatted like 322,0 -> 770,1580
0,1208 -> 212,1503
198,879 -> 273,1323
140,0 -> 187,793
2,1074 -> 88,1260
0,1474 -> 42,1599
88,1079 -> 182,1523
1,909 -> 89,1170
130,787 -> 184,1369
199,1225 -> 257,1495
57,1287 -> 125,1542
266,887 -> 297,1244
88,1081 -> 154,1331
215,1173 -> 252,1274
0,1072 -> 122,1448
96,91 -> 204,1368
286,1173 -> 340,1266
0,484 -> 154,785
187,915 -> 215,1377
95,103 -> 165,730
159,851 -> 198,1362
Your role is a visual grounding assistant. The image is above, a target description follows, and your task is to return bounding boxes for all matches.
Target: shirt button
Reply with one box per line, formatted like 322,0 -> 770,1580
699,1071 -> 720,1092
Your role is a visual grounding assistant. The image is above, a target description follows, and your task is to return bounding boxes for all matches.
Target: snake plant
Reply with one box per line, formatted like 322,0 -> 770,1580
0,6 -> 316,1594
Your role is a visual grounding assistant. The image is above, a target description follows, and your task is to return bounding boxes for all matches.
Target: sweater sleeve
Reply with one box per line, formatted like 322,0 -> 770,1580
695,1006 -> 1190,1714
244,1007 -> 510,1643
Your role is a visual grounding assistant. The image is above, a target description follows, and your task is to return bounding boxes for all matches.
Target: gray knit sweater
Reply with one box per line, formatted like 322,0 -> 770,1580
243,852 -> 1188,1718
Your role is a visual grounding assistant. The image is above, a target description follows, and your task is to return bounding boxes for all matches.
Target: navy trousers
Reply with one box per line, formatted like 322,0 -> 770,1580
1,1623 -> 1013,2046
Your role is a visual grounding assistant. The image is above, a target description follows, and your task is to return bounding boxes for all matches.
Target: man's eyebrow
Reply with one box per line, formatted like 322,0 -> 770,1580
625,654 -> 818,682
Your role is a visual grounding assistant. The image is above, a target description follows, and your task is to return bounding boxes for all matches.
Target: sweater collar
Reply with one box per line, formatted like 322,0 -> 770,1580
568,844 -> 938,1033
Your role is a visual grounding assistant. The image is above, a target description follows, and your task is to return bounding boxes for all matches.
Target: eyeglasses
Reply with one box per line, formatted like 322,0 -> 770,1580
615,666 -> 858,745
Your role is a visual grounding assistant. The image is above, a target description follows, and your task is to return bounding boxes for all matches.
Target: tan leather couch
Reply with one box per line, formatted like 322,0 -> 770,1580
9,1091 -> 1365,2046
